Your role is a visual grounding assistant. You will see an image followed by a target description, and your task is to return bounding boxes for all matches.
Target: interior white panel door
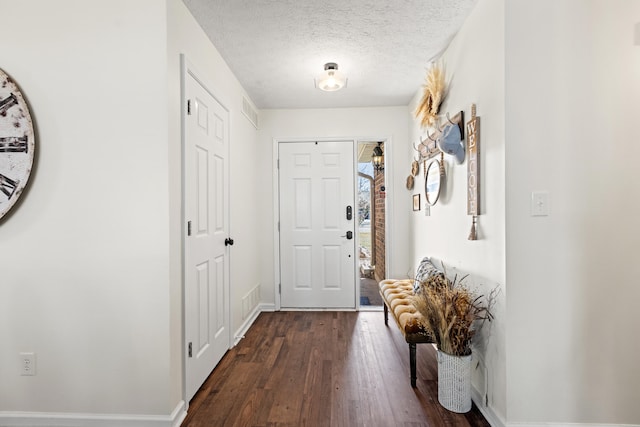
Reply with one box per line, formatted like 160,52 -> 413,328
184,70 -> 230,401
279,141 -> 356,308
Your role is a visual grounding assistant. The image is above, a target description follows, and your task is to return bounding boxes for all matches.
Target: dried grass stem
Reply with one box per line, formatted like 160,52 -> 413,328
413,270 -> 495,356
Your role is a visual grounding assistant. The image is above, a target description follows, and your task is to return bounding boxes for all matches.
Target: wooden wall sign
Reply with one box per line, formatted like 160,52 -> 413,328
466,104 -> 479,240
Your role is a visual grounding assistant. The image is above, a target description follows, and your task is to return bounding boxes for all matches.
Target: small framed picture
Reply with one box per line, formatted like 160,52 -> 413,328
413,194 -> 421,211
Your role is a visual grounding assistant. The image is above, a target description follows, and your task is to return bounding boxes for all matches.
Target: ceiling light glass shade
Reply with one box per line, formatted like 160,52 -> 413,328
316,62 -> 347,92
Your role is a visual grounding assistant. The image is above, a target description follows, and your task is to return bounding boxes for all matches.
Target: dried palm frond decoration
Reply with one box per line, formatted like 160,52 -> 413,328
413,268 -> 496,356
415,62 -> 446,128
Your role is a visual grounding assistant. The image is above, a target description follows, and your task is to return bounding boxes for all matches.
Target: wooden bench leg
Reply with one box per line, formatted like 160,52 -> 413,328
383,302 -> 389,326
409,343 -> 417,388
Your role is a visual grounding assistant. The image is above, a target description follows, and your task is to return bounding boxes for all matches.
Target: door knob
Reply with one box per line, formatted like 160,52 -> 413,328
225,238 -> 234,246
340,231 -> 353,240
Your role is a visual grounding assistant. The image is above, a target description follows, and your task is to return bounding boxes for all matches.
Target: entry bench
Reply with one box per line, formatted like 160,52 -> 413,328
378,258 -> 439,387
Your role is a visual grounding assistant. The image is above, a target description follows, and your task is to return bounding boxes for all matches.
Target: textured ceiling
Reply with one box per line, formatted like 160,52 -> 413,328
182,0 -> 477,110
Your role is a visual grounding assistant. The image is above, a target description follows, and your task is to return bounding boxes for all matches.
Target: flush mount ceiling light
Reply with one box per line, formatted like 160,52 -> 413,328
315,62 -> 347,92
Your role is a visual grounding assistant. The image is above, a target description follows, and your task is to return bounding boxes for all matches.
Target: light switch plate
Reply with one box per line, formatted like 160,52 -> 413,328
531,191 -> 549,216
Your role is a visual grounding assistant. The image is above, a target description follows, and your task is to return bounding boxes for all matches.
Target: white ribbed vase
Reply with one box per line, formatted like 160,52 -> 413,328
437,350 -> 472,413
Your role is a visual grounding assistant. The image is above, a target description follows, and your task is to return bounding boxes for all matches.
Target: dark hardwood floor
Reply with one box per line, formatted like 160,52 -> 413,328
182,311 -> 490,427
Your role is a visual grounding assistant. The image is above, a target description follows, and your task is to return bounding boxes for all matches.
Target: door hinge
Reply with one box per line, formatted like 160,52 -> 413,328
279,283 -> 281,294
277,221 -> 280,232
187,221 -> 192,236
188,342 -> 193,358
277,159 -> 279,169
187,99 -> 191,115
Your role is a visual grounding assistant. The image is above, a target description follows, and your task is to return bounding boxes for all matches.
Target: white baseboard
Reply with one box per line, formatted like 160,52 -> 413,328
232,303 -> 277,346
507,423 -> 640,427
233,305 -> 262,346
472,386 -> 506,427
171,401 -> 187,427
0,400 -> 187,427
259,302 -> 276,312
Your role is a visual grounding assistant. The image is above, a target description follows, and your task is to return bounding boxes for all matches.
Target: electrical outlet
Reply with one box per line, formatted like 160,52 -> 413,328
531,191 -> 549,216
20,352 -> 36,376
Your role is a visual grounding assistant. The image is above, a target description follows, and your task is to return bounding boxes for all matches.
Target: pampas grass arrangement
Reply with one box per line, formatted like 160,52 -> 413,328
415,63 -> 446,128
413,270 -> 495,356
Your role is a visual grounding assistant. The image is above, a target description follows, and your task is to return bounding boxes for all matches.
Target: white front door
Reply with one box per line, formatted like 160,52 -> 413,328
279,141 -> 356,309
184,69 -> 230,401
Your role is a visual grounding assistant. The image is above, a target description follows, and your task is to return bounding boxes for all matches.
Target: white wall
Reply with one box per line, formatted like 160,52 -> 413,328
257,107 -> 411,303
0,0 -> 262,422
408,0 -> 506,422
6,0 -> 639,424
506,0 -> 640,424
0,0 -> 172,417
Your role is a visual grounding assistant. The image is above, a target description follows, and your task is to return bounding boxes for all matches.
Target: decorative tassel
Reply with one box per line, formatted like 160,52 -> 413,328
468,216 -> 477,240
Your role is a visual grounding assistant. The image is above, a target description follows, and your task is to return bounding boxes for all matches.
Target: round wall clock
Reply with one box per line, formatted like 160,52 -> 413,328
0,69 -> 35,221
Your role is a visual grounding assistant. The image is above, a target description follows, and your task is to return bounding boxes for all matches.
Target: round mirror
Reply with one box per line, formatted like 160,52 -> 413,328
424,159 -> 442,205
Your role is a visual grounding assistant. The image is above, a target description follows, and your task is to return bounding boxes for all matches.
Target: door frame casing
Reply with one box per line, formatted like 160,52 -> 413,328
272,137 -> 392,311
180,54 -> 232,402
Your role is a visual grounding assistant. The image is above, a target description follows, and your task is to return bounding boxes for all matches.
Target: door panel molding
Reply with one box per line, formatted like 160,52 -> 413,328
274,138 -> 358,310
181,55 -> 231,402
